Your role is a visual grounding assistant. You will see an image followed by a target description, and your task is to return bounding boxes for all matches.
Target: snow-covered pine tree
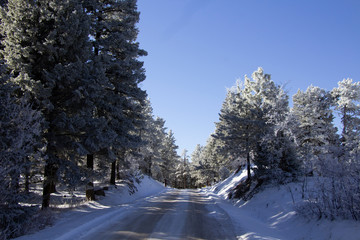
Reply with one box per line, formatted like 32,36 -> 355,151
251,70 -> 298,182
0,64 -> 42,203
190,144 -> 205,187
298,80 -> 360,220
1,0 -> 103,208
84,0 -> 147,184
0,66 -> 43,238
214,71 -> 265,181
199,136 -> 224,185
292,86 -> 339,175
332,78 -> 360,162
173,150 -> 191,188
214,85 -> 250,180
148,117 -> 167,179
137,100 -> 165,178
159,130 -> 179,187
214,68 -> 298,184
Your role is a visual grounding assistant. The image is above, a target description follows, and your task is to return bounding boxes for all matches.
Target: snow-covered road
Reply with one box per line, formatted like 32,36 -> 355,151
84,189 -> 238,240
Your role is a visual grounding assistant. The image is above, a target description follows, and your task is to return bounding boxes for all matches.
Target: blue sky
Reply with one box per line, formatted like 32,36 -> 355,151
136,0 -> 360,156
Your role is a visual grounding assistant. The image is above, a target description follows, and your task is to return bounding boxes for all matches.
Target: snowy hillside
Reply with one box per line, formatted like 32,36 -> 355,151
203,169 -> 360,240
15,176 -> 165,240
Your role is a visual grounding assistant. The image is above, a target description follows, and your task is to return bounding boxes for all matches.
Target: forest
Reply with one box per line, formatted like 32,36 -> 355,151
0,0 -> 359,239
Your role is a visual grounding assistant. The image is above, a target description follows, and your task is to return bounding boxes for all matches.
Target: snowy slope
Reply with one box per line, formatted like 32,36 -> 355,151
203,169 -> 360,240
16,176 -> 166,240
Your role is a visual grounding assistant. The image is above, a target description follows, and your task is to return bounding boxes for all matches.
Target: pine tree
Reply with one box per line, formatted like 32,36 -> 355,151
160,130 -> 179,186
0,65 -> 43,205
200,136 -> 224,185
214,84 -> 253,180
214,68 -> 298,183
292,86 -> 339,175
0,64 -> 44,238
1,0 -> 102,208
84,0 -> 147,183
332,78 -> 360,161
190,144 -> 205,187
252,72 -> 298,181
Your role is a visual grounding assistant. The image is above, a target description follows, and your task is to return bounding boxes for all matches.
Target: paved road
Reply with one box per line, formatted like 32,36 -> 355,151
85,189 -> 237,240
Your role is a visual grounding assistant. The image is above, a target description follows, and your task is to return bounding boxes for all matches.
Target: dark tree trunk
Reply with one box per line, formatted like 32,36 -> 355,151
247,151 -> 251,181
147,156 -> 152,177
25,168 -> 30,194
42,163 -> 57,209
50,181 -> 56,193
86,154 -> 95,201
245,129 -> 251,181
235,165 -> 242,174
87,153 -> 94,169
110,160 -> 116,185
116,160 -> 120,180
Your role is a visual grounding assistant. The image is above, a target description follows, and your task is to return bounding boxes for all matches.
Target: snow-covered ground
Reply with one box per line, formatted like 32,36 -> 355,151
16,172 -> 360,240
203,170 -> 360,240
16,176 -> 166,240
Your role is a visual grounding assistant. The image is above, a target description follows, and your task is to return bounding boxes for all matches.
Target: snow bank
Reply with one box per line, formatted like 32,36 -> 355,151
210,169 -> 248,198
16,176 -> 166,240
203,169 -> 360,240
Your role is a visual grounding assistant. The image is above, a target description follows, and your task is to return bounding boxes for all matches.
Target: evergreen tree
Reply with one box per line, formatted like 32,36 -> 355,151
292,86 -> 339,174
214,67 -> 297,182
159,130 -> 179,186
0,66 -> 44,238
199,136 -> 222,185
83,0 -> 147,183
252,73 -> 298,182
190,144 -> 205,187
1,0 -> 101,208
214,82 -> 256,180
0,66 -> 43,206
332,78 -> 360,162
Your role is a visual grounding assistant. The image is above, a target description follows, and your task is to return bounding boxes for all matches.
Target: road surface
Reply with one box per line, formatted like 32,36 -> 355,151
85,189 -> 238,240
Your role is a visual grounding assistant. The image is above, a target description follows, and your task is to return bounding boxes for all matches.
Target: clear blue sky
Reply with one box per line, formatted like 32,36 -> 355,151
136,0 -> 360,156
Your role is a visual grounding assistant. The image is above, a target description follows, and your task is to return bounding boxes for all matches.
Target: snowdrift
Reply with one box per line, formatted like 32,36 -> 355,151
204,169 -> 360,240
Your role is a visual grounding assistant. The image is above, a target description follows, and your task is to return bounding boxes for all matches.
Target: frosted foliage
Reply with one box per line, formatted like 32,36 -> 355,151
137,100 -> 179,185
0,93 -> 43,205
292,86 -> 339,173
0,80 -> 43,239
213,67 -> 297,182
332,79 -> 360,160
333,78 -> 360,113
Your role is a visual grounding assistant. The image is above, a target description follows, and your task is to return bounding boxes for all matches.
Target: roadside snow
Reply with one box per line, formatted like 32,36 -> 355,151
202,169 -> 360,240
16,176 -> 166,240
15,172 -> 360,240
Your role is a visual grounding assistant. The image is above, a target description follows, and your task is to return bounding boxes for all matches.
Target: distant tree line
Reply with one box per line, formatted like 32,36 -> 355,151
188,67 -> 360,220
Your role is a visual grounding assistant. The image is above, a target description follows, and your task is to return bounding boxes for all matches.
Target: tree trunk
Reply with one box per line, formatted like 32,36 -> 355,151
87,153 -> 94,169
110,160 -> 116,185
25,168 -> 30,194
342,105 -> 347,137
247,151 -> 251,181
42,163 -> 57,209
235,165 -> 242,174
86,154 -> 95,201
148,156 -> 152,177
116,160 -> 120,180
245,130 -> 251,181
